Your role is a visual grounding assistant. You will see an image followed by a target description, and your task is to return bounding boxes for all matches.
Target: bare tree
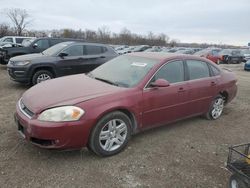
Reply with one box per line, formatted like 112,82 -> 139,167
5,8 -> 31,36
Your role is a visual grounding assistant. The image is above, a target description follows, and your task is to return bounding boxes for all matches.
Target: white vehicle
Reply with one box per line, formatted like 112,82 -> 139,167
0,36 -> 36,47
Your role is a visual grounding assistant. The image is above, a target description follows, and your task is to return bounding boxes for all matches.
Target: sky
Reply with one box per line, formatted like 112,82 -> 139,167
0,0 -> 249,46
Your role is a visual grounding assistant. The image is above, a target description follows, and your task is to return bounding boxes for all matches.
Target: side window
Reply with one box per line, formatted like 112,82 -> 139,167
210,65 -> 220,76
16,38 -> 24,44
3,38 -> 13,43
35,39 -> 50,49
62,45 -> 84,56
50,39 -> 63,46
187,60 -> 210,80
153,61 -> 184,84
85,45 -> 103,55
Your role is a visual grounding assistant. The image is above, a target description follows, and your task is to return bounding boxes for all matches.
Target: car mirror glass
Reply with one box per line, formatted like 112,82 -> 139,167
33,43 -> 38,48
59,52 -> 68,58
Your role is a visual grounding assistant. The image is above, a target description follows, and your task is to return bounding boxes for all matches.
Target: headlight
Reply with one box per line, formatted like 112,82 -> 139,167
38,106 -> 84,122
14,61 -> 30,66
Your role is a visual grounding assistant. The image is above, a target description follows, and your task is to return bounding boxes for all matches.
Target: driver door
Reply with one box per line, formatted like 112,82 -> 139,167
142,60 -> 189,128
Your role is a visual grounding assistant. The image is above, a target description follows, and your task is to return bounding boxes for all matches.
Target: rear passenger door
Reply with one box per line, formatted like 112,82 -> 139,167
185,60 -> 218,115
80,45 -> 108,72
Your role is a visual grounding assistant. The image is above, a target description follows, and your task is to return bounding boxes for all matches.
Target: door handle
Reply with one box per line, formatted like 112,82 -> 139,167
211,81 -> 216,86
178,87 -> 185,92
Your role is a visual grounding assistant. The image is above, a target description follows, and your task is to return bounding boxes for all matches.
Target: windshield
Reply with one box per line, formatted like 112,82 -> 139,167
89,55 -> 158,88
42,42 -> 73,56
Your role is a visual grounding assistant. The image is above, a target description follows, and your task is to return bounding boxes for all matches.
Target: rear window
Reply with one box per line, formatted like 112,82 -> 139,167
16,38 -> 25,44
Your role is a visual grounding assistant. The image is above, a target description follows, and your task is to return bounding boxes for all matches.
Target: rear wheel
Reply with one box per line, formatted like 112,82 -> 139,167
32,70 -> 54,85
229,174 -> 248,188
205,95 -> 224,120
88,111 -> 132,157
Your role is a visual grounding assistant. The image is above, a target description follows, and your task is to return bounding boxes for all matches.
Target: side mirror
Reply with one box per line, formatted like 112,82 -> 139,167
150,79 -> 170,88
33,43 -> 38,48
58,52 -> 68,58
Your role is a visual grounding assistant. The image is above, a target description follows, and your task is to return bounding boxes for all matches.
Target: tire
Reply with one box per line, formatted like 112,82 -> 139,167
88,111 -> 132,157
205,95 -> 224,120
32,70 -> 54,85
229,174 -> 248,188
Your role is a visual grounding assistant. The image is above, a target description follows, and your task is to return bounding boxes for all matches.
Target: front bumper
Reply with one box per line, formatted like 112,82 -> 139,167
0,51 -> 8,65
15,103 -> 93,149
7,66 -> 30,83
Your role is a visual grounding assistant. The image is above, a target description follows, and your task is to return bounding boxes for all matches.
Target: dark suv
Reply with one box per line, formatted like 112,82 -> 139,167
7,42 -> 117,85
0,37 -> 84,65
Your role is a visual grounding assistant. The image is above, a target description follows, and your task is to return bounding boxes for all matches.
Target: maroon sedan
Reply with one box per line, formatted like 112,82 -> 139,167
15,53 -> 237,156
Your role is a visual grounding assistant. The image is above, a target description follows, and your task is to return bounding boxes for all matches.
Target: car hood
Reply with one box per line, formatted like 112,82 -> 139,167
21,74 -> 124,114
11,53 -> 46,61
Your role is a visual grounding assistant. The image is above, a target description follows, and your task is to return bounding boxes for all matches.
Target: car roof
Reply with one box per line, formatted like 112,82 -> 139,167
127,52 -> 203,62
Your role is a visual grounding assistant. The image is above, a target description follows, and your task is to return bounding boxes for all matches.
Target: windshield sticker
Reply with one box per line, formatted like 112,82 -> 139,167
131,62 -> 147,67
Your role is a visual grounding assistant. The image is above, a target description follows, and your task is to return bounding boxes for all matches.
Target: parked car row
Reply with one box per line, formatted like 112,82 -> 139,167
113,45 -> 250,66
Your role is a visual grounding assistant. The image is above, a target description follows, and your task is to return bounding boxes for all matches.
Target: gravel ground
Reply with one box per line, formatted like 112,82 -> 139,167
0,63 -> 249,188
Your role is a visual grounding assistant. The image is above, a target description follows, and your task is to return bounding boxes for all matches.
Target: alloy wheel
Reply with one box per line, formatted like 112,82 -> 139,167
211,98 -> 224,119
99,119 -> 128,152
37,74 -> 51,83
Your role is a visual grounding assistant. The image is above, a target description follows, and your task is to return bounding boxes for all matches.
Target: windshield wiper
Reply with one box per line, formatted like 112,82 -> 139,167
94,77 -> 119,86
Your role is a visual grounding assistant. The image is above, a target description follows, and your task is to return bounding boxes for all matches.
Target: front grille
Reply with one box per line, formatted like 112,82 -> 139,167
19,99 -> 34,118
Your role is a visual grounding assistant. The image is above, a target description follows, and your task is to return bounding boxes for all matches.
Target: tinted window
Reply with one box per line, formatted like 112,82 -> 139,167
85,45 -> 103,55
16,38 -> 24,43
187,60 -> 210,80
62,45 -> 84,56
154,61 -> 184,83
50,39 -> 63,46
3,38 -> 13,43
36,39 -> 50,49
210,65 -> 220,76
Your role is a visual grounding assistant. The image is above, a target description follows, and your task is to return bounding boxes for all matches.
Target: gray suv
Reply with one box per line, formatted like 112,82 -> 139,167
7,42 -> 117,85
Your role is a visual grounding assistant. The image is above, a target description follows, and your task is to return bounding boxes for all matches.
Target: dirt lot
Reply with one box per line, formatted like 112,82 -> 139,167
0,63 -> 249,188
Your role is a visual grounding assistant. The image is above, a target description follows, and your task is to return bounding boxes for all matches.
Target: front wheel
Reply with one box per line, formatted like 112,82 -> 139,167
229,174 -> 248,188
205,95 -> 224,120
32,70 -> 54,85
88,111 -> 132,157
